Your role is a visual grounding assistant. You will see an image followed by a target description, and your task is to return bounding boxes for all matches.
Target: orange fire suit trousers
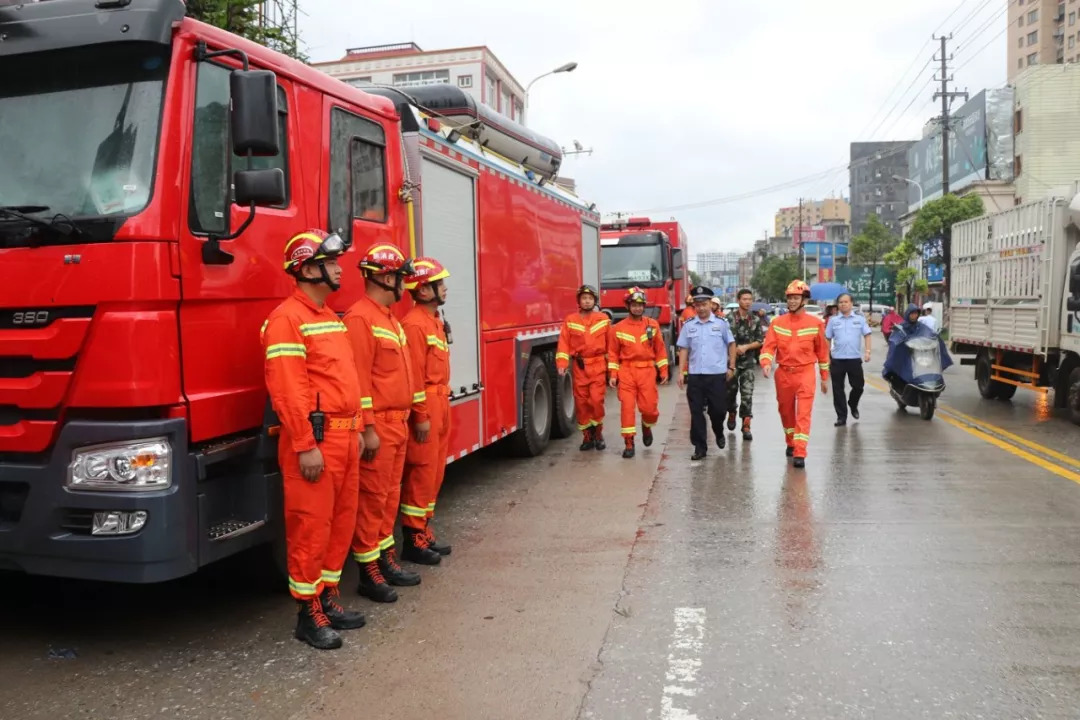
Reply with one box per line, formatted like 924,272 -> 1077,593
775,364 -> 817,458
401,386 -> 451,530
618,362 -> 660,437
572,356 -> 608,431
280,422 -> 359,600
351,412 -> 409,563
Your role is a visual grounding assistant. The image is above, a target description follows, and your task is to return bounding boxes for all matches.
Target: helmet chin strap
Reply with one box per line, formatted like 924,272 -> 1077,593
369,273 -> 404,301
297,260 -> 339,292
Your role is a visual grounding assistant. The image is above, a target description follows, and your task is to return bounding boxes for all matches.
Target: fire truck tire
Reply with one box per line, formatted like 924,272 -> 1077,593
550,358 -> 576,439
511,355 -> 553,456
1068,367 -> 1080,427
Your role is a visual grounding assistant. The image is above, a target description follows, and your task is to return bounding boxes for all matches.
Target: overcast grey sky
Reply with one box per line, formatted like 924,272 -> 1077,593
299,0 -> 1007,257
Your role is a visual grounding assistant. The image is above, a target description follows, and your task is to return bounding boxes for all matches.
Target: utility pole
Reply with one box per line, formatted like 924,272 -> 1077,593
932,34 -> 968,311
797,198 -> 806,280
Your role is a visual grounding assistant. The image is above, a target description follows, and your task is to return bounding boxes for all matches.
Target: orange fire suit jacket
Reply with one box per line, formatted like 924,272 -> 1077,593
608,316 -> 669,380
402,306 -> 451,421
555,311 -> 611,371
759,310 -> 830,380
343,295 -> 425,425
262,288 -> 362,451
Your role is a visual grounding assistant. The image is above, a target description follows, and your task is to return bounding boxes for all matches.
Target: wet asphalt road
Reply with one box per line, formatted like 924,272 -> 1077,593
2,335 -> 1080,720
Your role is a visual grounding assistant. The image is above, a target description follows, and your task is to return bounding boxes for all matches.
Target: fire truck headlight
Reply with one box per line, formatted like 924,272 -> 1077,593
68,438 -> 172,491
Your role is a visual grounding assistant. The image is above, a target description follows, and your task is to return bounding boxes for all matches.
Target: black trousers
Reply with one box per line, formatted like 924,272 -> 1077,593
831,358 -> 865,421
687,374 -> 727,454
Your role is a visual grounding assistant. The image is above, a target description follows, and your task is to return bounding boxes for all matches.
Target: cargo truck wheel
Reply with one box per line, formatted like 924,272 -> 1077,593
975,352 -> 1001,399
511,355 -> 552,456
550,363 -> 576,439
996,383 -> 1018,401
1068,367 -> 1080,427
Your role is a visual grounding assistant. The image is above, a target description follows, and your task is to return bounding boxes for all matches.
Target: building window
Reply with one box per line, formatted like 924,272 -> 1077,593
1014,155 -> 1023,177
1071,11 -> 1076,24
1070,34 -> 1075,48
485,73 -> 496,108
1015,108 -> 1023,133
1019,58 -> 1025,69
1020,15 -> 1025,26
458,75 -> 473,88
514,98 -> 524,120
346,77 -> 372,88
391,69 -> 450,87
1029,52 -> 1039,64
1029,9 -> 1039,23
500,87 -> 511,115
1029,30 -> 1039,45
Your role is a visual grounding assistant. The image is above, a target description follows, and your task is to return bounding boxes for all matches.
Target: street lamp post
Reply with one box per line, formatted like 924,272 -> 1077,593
523,61 -> 578,125
892,174 -> 924,210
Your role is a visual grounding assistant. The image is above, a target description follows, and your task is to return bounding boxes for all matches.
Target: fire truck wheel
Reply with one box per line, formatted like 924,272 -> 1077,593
511,355 -> 553,456
550,357 -> 576,439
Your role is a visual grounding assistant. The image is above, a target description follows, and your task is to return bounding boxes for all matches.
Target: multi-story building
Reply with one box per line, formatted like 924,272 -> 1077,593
1013,63 -> 1080,204
695,251 -> 741,275
774,198 -> 850,236
312,42 -> 526,124
849,141 -> 915,236
1009,0 -> 1070,83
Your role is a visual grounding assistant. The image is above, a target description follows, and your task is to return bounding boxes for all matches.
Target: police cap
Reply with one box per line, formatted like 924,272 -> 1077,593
690,285 -> 714,301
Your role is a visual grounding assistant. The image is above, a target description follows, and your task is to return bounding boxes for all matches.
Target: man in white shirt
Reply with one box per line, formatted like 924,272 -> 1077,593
918,302 -> 939,333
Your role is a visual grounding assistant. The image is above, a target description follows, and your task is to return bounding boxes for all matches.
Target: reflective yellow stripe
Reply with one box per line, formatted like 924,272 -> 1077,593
589,320 -> 610,333
352,549 -> 380,563
426,502 -> 436,511
639,334 -> 650,342
426,335 -> 449,351
608,362 -> 621,371
266,343 -> 306,359
773,326 -> 792,336
378,535 -> 395,550
288,577 -> 319,596
260,320 -> 268,336
360,396 -> 374,409
400,504 -> 428,517
412,390 -> 427,404
794,433 -> 810,441
556,352 -> 571,361
784,428 -> 795,435
656,359 -> 669,368
819,363 -> 831,370
372,327 -> 402,345
643,421 -> 656,428
797,328 -> 819,336
567,322 -> 586,332
616,332 -> 636,343
621,427 -> 636,435
299,321 -> 347,336
578,422 -> 592,430
760,353 -> 774,363
321,569 -> 342,584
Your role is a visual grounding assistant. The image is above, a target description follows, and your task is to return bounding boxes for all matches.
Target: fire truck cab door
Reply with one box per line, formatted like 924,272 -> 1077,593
419,157 -> 480,399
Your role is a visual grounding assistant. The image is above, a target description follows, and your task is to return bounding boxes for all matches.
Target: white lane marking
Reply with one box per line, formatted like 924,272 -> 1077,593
661,607 -> 706,720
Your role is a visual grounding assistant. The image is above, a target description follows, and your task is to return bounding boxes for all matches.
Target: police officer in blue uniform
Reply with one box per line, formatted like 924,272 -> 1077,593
676,286 -> 737,461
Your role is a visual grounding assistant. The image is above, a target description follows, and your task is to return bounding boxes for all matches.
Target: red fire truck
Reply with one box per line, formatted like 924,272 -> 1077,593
0,0 -> 600,582
599,218 -> 689,364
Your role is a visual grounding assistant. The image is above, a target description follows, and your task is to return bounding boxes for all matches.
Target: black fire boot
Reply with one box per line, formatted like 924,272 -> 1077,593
622,437 -> 635,459
425,521 -> 451,556
793,457 -> 806,469
579,426 -> 595,452
319,585 -> 366,630
786,446 -> 795,458
642,425 -> 654,447
294,598 -> 343,650
380,546 -> 424,584
741,417 -> 753,442
726,410 -> 737,431
593,425 -> 606,451
400,528 -> 442,567
357,560 -> 399,603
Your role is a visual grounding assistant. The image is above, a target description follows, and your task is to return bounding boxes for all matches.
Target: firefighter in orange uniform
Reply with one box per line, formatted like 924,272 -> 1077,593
608,287 -> 669,458
679,293 -> 696,332
759,279 -> 830,469
344,244 -> 428,602
262,229 -> 367,650
400,257 -> 453,563
556,284 -> 612,451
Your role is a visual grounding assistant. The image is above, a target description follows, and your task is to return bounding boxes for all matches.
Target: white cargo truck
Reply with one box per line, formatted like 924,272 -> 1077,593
949,193 -> 1080,425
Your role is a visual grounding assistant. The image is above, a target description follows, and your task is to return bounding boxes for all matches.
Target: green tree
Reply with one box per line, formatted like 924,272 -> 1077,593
884,240 -> 929,307
688,270 -> 703,287
751,255 -> 800,301
186,0 -> 306,61
849,214 -> 898,310
905,193 -> 984,304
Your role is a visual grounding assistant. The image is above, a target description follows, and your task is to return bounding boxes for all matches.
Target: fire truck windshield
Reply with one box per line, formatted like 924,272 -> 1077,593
601,243 -> 666,289
0,42 -> 169,236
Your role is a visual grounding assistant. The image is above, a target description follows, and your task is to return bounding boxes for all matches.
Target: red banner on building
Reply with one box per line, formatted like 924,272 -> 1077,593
792,225 -> 825,249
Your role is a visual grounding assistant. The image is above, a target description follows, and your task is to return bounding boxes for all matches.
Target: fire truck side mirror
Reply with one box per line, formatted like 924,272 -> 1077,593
230,69 -> 280,157
235,168 -> 286,207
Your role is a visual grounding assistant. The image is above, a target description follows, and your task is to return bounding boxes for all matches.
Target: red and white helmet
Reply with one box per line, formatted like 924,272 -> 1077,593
785,279 -> 811,298
358,243 -> 413,276
404,257 -> 450,290
282,229 -> 345,274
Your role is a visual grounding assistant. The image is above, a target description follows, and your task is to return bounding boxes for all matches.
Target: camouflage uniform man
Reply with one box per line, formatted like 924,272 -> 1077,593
725,288 -> 765,441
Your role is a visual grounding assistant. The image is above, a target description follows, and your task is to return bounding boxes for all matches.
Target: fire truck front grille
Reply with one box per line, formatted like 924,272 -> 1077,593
0,482 -> 29,528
